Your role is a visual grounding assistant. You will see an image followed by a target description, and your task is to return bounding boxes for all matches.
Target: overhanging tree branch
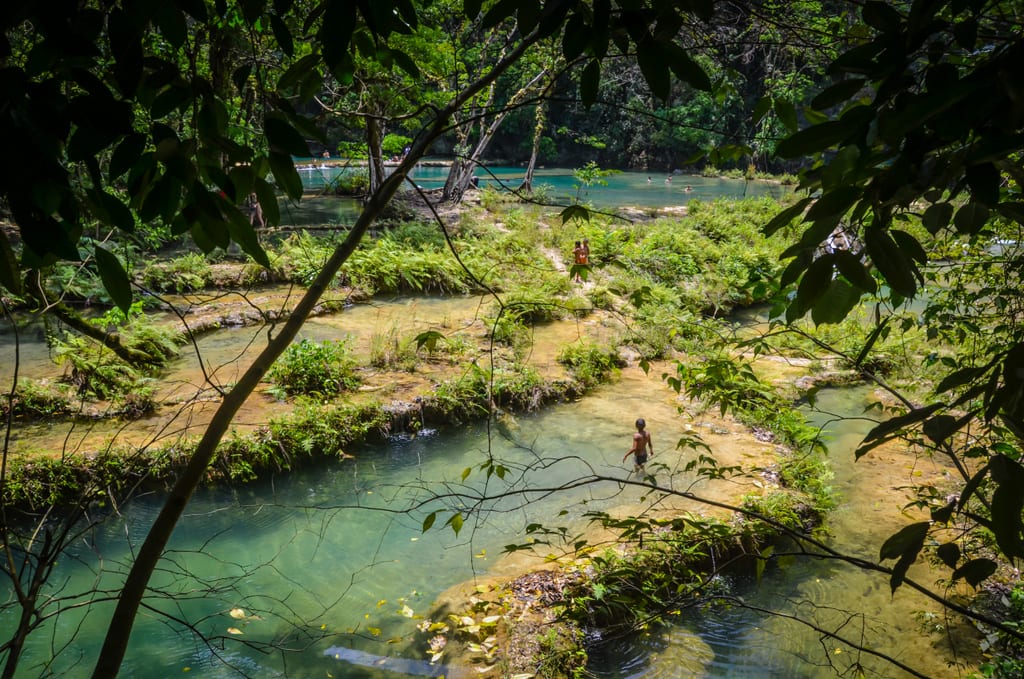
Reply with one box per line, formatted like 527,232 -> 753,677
90,26 -> 545,677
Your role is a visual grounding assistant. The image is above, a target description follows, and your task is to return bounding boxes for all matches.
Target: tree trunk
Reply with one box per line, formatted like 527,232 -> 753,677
518,100 -> 547,194
90,29 -> 543,677
366,116 -> 386,197
22,271 -> 156,366
443,69 -> 549,204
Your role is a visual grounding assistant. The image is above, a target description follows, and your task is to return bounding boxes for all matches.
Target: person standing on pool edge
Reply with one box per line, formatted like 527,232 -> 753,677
623,418 -> 653,474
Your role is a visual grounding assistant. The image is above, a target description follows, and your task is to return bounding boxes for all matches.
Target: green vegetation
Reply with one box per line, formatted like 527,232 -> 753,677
327,168 -> 371,195
2,401 -> 389,508
557,341 -> 622,388
561,511 -> 799,631
976,582 -> 1024,678
533,625 -> 588,679
267,338 -> 361,398
138,252 -> 213,293
369,324 -> 420,371
1,380 -> 74,420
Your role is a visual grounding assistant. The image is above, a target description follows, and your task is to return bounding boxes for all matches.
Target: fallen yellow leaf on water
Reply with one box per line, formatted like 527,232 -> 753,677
227,627 -> 244,635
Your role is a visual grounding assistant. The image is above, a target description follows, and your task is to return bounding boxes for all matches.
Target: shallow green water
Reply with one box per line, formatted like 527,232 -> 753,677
5,378 -> 957,678
7,379 -> 687,678
286,164 -> 787,225
587,386 -> 957,679
406,166 -> 788,208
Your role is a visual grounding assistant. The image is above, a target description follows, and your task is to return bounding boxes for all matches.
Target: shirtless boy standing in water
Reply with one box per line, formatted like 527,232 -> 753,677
623,418 -> 653,474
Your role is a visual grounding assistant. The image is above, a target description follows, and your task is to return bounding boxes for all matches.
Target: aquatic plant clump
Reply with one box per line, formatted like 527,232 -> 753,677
557,341 -> 623,388
138,252 -> 214,293
267,337 -> 361,398
1,380 -> 75,419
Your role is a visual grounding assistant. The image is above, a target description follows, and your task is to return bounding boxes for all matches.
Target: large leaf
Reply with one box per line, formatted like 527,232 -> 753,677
390,48 -> 420,80
953,202 -> 990,235
446,512 -> 464,536
965,162 -> 1001,206
776,121 -> 854,158
921,202 -> 953,234
665,44 -> 711,92
796,255 -> 835,310
560,204 -> 590,224
935,364 -> 990,394
139,174 -> 181,223
109,134 -> 147,182
636,41 -> 670,100
811,279 -> 862,325
265,115 -> 310,157
269,151 -> 303,201
773,98 -> 798,132
579,59 -> 600,109
834,250 -> 876,293
952,559 -> 998,587
804,186 -> 862,221
936,542 -> 960,569
99,192 -> 136,234
879,521 -> 929,562
561,14 -> 585,59
880,521 -> 929,593
152,3 -> 187,48
989,455 -> 1024,559
21,216 -> 81,262
863,227 -> 918,298
94,245 -> 133,314
224,205 -> 271,268
862,1 -> 903,32
811,78 -> 868,111
320,1 -> 356,73
108,9 -> 143,96
996,202 -> 1024,226
751,96 -> 772,124
890,229 -> 927,264
481,0 -> 522,29
922,414 -> 961,443
763,197 -> 812,237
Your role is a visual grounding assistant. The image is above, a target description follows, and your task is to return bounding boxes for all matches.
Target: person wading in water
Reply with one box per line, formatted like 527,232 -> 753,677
623,418 -> 653,475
